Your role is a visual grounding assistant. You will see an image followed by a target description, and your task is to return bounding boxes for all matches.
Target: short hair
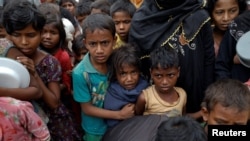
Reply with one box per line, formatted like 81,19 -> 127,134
110,0 -> 136,18
202,78 -> 250,112
2,0 -> 46,34
72,34 -> 87,55
81,13 -> 116,38
206,0 -> 247,18
150,46 -> 179,69
156,116 -> 207,141
59,0 -> 77,6
108,43 -> 140,82
90,0 -> 111,15
75,0 -> 92,17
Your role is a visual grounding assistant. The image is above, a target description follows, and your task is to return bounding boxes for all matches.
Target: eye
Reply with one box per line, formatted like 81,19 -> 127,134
101,41 -> 109,46
89,42 -> 97,47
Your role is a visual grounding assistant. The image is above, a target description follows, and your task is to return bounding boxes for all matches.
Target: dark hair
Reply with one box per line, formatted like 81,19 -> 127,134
75,0 -> 92,17
72,34 -> 87,55
202,78 -> 250,112
82,13 -> 116,38
156,116 -> 207,141
2,0 -> 46,34
109,43 -> 140,82
40,13 -> 67,51
90,0 -> 111,15
150,46 -> 179,69
59,0 -> 77,6
206,0 -> 247,17
110,0 -> 136,18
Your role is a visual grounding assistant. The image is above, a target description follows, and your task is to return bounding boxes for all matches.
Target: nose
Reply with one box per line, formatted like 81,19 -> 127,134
222,12 -> 229,21
43,32 -> 51,39
119,23 -> 125,29
21,36 -> 28,45
162,77 -> 168,85
96,44 -> 104,53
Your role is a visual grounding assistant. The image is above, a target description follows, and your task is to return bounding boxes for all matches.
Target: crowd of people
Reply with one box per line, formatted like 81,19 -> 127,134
0,0 -> 250,141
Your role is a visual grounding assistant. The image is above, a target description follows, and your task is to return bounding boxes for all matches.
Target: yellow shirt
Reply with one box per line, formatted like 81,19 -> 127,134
143,85 -> 187,117
130,0 -> 143,9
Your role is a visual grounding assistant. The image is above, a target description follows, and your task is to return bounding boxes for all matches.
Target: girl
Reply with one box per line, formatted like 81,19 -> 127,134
135,45 -> 187,117
206,0 -> 247,57
104,43 -> 149,128
40,14 -> 73,107
2,1 -> 81,140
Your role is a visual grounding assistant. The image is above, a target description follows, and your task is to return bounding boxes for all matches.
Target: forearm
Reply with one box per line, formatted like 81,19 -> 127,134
0,87 -> 41,101
35,76 -> 60,109
81,103 -> 125,120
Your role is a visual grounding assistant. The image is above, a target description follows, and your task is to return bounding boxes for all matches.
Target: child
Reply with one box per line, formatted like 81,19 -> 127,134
206,0 -> 247,57
75,0 -> 92,27
90,0 -> 110,15
2,1 -> 82,140
110,0 -> 136,49
72,34 -> 88,66
201,78 -> 250,133
156,116 -> 207,141
0,97 -> 50,141
104,43 -> 149,128
72,13 -> 135,141
135,45 -> 187,117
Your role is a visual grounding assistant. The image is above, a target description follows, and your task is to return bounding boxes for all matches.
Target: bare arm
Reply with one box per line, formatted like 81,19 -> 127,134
0,47 -> 42,100
81,102 -> 135,120
135,92 -> 146,115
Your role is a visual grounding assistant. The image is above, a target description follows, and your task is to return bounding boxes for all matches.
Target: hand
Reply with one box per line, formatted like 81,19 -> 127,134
119,103 -> 135,120
16,56 -> 37,77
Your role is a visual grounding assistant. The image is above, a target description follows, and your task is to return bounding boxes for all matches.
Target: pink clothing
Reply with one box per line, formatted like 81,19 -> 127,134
0,97 -> 50,141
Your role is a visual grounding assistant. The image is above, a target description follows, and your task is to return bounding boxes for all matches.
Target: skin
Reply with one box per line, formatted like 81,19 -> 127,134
135,66 -> 181,115
81,28 -> 135,120
112,11 -> 132,42
202,103 -> 249,133
212,0 -> 239,56
61,1 -> 75,16
116,64 -> 140,90
41,23 -> 60,54
9,24 -> 61,109
74,48 -> 88,64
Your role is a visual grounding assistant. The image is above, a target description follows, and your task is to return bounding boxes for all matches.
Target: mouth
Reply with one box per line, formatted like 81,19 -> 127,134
42,41 -> 52,47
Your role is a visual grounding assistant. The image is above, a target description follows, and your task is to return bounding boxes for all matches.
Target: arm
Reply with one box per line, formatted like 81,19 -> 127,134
0,47 -> 42,100
17,55 -> 61,109
135,92 -> 146,115
81,102 -> 134,120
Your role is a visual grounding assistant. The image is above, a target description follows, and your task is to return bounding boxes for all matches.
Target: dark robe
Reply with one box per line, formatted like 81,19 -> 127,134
128,0 -> 215,113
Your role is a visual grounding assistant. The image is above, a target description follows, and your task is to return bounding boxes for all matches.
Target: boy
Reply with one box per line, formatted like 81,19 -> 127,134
110,0 -> 136,49
201,78 -> 250,133
72,13 -> 134,141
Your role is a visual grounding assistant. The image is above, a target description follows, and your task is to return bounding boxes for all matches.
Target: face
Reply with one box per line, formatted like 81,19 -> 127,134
9,24 -> 41,57
76,14 -> 88,27
61,2 -> 75,15
112,11 -> 132,42
84,28 -> 116,65
151,66 -> 179,94
212,0 -> 239,31
75,48 -> 88,63
0,27 -> 8,39
116,64 -> 140,90
41,23 -> 60,50
202,103 -> 249,129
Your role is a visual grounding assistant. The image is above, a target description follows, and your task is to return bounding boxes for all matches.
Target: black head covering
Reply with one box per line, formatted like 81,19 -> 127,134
229,10 -> 250,41
129,0 -> 210,57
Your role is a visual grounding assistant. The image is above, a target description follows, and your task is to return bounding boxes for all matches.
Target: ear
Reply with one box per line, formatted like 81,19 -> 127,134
201,107 -> 209,122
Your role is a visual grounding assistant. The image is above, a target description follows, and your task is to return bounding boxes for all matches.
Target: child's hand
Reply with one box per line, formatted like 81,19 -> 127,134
16,56 -> 37,77
119,103 -> 135,120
